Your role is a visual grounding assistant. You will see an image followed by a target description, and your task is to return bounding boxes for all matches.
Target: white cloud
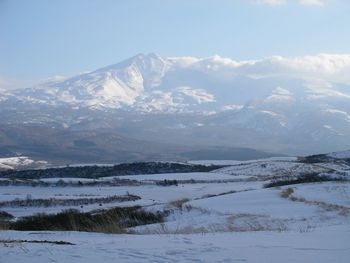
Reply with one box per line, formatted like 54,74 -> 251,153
242,54 -> 350,84
256,0 -> 324,6
273,87 -> 292,96
258,0 -> 287,6
299,0 -> 324,6
171,53 -> 350,85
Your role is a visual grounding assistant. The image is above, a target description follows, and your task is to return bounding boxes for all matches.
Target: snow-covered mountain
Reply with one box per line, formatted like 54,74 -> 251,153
4,53 -> 350,113
1,53 -> 350,155
327,150 -> 350,159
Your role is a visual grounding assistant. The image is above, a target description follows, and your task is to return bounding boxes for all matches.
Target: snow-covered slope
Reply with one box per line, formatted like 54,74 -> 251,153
214,160 -> 330,178
1,226 -> 350,263
1,156 -> 350,263
4,53 -> 350,113
328,150 -> 350,159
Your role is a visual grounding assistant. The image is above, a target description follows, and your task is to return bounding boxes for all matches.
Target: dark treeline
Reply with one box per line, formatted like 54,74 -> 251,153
264,173 -> 346,188
0,194 -> 141,208
299,155 -> 350,164
0,162 -> 224,179
0,178 -> 141,187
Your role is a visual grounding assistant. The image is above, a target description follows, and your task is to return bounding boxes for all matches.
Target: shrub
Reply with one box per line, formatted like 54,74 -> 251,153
0,210 -> 14,220
156,179 -> 178,186
280,187 -> 294,198
169,198 -> 190,209
10,206 -> 164,233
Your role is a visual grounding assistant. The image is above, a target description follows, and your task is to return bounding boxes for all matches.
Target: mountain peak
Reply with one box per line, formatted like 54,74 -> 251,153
94,53 -> 166,74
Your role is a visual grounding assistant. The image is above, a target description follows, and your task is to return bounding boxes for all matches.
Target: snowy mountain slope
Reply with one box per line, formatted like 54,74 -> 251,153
1,53 -> 350,155
0,157 -> 47,171
301,149 -> 350,163
328,150 -> 350,159
3,53 -> 350,113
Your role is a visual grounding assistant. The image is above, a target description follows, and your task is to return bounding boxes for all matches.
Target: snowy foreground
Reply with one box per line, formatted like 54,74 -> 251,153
1,157 -> 350,262
1,225 -> 350,263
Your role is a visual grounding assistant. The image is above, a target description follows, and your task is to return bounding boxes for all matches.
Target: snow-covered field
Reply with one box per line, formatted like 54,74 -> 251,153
0,180 -> 262,217
1,157 -> 350,262
215,160 -> 331,178
104,172 -> 238,181
189,157 -> 298,166
1,225 -> 350,263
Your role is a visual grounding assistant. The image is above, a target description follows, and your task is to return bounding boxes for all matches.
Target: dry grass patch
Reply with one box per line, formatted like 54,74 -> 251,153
280,188 -> 350,216
169,198 -> 190,209
227,213 -> 288,232
280,187 -> 294,198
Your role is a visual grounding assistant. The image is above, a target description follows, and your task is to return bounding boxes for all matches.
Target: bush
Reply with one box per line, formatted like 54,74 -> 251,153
0,211 -> 14,230
0,210 -> 14,220
169,198 -> 190,209
156,179 -> 178,186
280,187 -> 294,198
10,206 -> 164,233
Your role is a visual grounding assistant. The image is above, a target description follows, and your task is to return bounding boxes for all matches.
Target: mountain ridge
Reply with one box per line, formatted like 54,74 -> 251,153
1,53 -> 350,156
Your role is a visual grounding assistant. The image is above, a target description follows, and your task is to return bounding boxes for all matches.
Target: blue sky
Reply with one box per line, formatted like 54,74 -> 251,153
1,0 -> 349,84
